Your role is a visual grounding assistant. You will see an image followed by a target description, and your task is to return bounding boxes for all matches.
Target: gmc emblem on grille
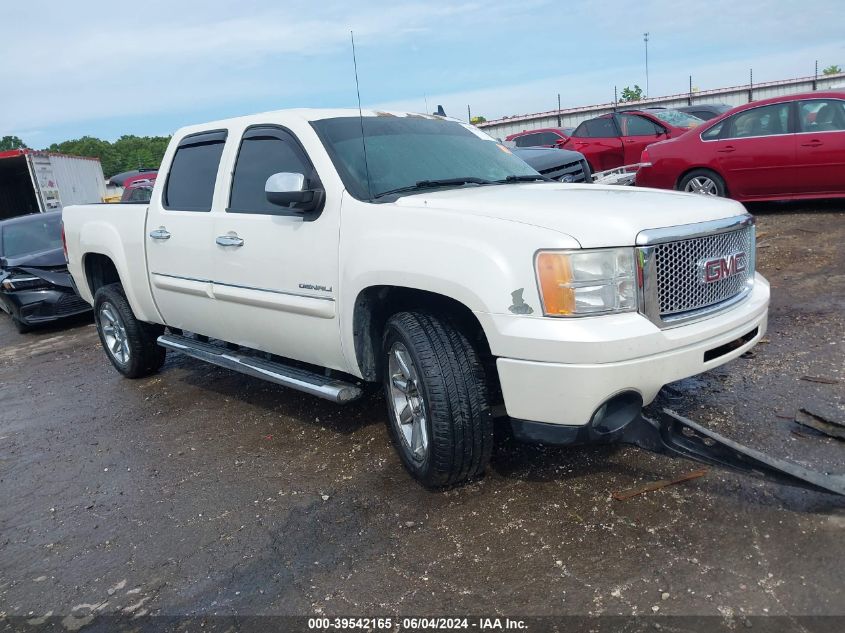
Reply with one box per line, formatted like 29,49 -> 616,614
700,251 -> 747,284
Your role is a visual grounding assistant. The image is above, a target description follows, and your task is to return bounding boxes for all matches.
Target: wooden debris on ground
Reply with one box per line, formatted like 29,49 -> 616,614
800,375 -> 840,385
612,468 -> 709,501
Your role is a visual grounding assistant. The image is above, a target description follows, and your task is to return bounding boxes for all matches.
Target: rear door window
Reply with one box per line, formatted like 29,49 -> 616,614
726,103 -> 791,138
618,114 -> 662,136
514,133 -> 540,147
701,120 -> 726,140
577,118 -> 617,138
164,131 -> 227,211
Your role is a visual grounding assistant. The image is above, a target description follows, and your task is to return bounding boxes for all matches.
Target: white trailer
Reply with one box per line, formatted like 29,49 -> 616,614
0,149 -> 106,220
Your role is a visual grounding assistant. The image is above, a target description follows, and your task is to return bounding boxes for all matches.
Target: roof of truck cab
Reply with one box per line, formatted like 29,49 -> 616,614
172,109 -> 453,136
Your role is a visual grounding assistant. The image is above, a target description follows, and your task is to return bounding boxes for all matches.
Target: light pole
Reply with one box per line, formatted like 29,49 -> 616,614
643,32 -> 650,98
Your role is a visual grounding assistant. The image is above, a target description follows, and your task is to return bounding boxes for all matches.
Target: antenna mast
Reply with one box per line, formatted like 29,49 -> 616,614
350,31 -> 373,200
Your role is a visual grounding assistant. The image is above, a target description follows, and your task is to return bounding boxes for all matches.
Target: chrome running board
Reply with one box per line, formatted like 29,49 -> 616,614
157,334 -> 363,403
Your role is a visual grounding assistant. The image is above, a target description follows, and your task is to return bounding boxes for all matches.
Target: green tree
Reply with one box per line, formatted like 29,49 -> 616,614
470,115 -> 487,124
822,64 -> 842,75
620,85 -> 644,102
0,135 -> 28,151
47,134 -> 171,178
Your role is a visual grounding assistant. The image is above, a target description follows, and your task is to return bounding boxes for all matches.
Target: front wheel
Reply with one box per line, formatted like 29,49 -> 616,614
11,316 -> 32,334
678,169 -> 727,197
94,283 -> 165,378
382,311 -> 493,488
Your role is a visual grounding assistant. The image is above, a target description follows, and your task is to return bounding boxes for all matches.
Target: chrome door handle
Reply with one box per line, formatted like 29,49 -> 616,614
149,227 -> 171,240
216,234 -> 244,247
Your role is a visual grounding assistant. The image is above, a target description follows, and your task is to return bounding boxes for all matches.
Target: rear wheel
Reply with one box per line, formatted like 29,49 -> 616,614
94,283 -> 165,378
678,169 -> 727,197
382,311 -> 493,488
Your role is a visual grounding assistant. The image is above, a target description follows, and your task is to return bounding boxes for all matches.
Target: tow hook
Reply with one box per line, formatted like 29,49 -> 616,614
623,408 -> 845,497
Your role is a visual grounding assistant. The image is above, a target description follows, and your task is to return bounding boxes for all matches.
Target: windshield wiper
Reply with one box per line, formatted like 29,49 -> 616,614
494,174 -> 552,183
373,177 -> 493,199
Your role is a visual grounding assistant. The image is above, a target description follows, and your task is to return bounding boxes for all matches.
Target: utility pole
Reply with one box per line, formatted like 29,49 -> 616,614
557,93 -> 562,127
643,32 -> 650,98
614,86 -> 618,112
748,68 -> 753,102
688,75 -> 693,105
814,60 -> 818,91
467,104 -> 471,123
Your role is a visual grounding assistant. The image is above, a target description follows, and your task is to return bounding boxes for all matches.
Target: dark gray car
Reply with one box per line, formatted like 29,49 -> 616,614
0,212 -> 90,332
511,147 -> 592,183
677,104 -> 732,121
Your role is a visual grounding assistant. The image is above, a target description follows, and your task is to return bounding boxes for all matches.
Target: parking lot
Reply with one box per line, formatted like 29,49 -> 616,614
0,204 -> 843,627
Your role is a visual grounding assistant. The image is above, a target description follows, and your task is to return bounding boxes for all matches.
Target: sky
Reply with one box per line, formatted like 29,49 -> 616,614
2,0 -> 843,147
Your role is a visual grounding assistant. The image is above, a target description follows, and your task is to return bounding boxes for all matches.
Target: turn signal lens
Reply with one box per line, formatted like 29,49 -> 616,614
536,252 -> 575,315
535,249 -> 637,317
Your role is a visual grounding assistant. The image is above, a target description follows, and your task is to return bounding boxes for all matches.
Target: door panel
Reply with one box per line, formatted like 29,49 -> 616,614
617,114 -> 665,164
716,103 -> 796,197
146,132 -> 225,335
793,99 -> 845,194
210,126 -> 346,371
568,118 -> 624,171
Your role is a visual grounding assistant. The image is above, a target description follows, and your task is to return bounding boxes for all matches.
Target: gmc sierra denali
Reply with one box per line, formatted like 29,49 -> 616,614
62,109 -> 769,487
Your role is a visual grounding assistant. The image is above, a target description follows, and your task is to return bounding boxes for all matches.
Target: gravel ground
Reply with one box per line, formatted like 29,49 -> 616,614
0,202 -> 843,630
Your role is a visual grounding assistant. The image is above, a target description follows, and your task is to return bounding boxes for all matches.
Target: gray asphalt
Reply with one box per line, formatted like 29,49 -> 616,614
0,204 -> 843,629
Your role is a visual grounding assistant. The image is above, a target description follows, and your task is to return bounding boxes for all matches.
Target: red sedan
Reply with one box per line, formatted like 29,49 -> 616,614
561,109 -> 702,172
636,91 -> 845,202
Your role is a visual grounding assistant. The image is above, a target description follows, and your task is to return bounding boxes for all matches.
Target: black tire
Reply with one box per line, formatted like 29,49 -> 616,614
382,311 -> 493,488
678,169 -> 727,197
12,316 -> 32,334
93,283 -> 165,378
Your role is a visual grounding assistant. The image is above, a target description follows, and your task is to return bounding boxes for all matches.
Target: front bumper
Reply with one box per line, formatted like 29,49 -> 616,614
0,287 -> 92,325
485,274 -> 769,427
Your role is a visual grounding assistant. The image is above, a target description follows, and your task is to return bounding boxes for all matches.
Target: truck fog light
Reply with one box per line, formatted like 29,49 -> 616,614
536,248 -> 637,316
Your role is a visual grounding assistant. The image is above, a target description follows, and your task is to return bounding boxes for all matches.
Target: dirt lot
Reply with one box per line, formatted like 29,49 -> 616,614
0,203 -> 843,630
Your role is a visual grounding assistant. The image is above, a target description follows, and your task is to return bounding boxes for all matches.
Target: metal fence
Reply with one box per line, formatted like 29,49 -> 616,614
476,72 -> 845,139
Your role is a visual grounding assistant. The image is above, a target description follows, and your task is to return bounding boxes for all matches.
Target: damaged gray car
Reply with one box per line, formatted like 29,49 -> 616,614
0,212 -> 90,333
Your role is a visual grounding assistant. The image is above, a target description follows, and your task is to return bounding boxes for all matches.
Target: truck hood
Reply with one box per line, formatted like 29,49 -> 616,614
393,183 -> 747,247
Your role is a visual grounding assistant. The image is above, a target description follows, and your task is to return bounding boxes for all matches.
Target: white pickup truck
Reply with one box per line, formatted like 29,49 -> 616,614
62,109 -> 769,487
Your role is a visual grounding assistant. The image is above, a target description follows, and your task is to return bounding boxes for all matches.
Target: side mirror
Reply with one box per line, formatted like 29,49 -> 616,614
265,172 -> 324,213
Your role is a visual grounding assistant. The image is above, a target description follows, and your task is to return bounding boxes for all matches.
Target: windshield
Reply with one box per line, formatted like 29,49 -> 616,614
1,214 -> 63,258
650,109 -> 704,129
311,116 -> 539,200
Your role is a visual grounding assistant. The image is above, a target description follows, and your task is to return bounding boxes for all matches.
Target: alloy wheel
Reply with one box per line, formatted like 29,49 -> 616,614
684,176 -> 718,195
99,302 -> 130,365
387,342 -> 429,462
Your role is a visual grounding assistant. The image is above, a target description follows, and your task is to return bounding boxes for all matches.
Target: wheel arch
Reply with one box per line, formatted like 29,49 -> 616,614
351,285 -> 494,386
79,250 -> 162,324
83,252 -> 122,297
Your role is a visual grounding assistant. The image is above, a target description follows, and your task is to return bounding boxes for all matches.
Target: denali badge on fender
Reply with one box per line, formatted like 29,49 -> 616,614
700,251 -> 747,284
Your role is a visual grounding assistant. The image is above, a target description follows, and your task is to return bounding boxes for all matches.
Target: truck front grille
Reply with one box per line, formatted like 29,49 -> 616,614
637,217 -> 756,328
539,159 -> 588,183
655,225 -> 755,316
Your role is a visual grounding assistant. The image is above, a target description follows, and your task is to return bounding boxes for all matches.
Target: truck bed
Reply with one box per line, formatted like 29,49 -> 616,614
62,202 -> 162,324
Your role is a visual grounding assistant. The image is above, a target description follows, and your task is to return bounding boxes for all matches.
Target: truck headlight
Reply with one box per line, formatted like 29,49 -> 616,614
535,248 -> 637,316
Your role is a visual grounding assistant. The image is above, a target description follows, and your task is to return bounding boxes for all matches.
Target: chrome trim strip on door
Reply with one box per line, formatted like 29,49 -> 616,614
150,273 -> 335,301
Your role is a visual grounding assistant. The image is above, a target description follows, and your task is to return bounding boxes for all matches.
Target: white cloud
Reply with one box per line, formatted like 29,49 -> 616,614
1,0 -> 842,143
